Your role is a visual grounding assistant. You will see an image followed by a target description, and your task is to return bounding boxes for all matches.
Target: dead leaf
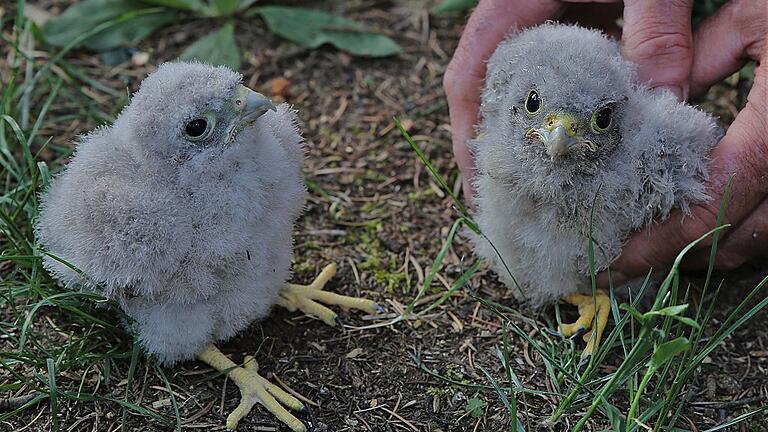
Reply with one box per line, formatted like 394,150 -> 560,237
346,347 -> 364,359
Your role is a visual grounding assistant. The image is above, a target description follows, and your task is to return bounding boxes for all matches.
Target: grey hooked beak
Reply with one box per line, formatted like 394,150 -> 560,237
237,85 -> 276,125
530,112 -> 582,161
544,125 -> 577,160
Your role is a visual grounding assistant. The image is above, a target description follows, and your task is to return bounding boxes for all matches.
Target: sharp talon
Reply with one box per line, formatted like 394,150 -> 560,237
559,290 -> 612,359
333,315 -> 345,329
578,353 -> 592,370
373,303 -> 386,313
570,326 -> 587,340
300,405 -> 308,414
544,327 -> 563,337
303,404 -> 318,429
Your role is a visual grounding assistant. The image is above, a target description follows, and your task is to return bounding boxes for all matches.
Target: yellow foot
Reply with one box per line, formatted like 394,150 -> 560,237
278,263 -> 383,326
556,290 -> 611,357
198,345 -> 307,432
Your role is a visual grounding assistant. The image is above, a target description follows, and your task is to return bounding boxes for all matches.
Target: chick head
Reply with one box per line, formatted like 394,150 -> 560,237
116,62 -> 275,157
480,24 -> 639,174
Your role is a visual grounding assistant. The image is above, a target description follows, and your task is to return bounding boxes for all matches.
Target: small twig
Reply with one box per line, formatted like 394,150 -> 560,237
270,374 -> 319,407
0,392 -> 42,412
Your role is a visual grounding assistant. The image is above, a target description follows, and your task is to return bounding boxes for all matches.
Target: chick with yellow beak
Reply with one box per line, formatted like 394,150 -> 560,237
469,24 -> 722,372
521,89 -> 614,359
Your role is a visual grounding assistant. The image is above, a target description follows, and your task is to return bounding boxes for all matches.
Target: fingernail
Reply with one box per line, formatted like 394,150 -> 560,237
653,85 -> 686,101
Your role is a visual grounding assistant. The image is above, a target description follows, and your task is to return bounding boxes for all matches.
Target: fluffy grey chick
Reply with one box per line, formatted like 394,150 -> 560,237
35,62 -> 380,432
470,24 -> 722,356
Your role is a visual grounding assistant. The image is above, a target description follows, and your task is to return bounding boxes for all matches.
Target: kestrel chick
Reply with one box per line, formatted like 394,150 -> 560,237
470,24 -> 722,357
36,62 -> 381,431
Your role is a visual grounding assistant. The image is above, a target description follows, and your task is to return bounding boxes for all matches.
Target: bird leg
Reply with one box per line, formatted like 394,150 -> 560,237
556,290 -> 611,357
278,263 -> 382,326
197,265 -> 380,431
198,344 -> 307,432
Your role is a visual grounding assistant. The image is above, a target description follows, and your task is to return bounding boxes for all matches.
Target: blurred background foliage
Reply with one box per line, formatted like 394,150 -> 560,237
36,0 -> 402,70
29,0 -> 744,71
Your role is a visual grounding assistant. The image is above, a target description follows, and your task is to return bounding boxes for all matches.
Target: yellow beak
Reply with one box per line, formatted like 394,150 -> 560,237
539,113 -> 580,160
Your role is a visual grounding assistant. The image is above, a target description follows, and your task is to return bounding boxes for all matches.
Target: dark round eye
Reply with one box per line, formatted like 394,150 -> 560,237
592,107 -> 613,132
185,118 -> 208,138
525,90 -> 541,114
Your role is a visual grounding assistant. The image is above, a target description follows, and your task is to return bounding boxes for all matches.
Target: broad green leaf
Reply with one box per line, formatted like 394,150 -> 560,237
604,403 -> 626,432
155,0 -> 256,17
42,0 -> 176,51
619,303 -> 646,324
178,22 -> 241,70
431,0 -> 477,13
140,0 -> 206,12
254,6 -> 401,57
86,12 -> 176,51
234,0 -> 260,12
648,337 -> 690,369
646,304 -> 688,318
643,304 -> 700,328
208,0 -> 240,16
671,315 -> 701,330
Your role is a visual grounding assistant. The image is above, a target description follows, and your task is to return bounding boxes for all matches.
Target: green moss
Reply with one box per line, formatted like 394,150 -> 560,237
407,188 -> 435,202
364,169 -> 387,183
445,364 -> 472,386
445,364 -> 462,380
351,220 -> 409,294
294,260 -> 316,274
358,250 -> 381,270
426,386 -> 449,397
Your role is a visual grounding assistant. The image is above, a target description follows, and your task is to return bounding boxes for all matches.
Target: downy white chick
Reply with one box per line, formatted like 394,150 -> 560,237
470,24 -> 722,356
36,62 -> 380,432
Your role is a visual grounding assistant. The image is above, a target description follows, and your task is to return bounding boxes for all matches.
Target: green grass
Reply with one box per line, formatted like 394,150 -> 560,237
397,119 -> 768,431
1,3 -> 174,429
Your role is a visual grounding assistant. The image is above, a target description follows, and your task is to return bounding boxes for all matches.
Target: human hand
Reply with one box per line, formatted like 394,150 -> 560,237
600,0 -> 767,286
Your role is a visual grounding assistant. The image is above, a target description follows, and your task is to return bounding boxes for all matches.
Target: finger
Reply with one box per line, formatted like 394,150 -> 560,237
603,62 -> 768,286
689,0 -> 767,97
560,2 -> 624,38
621,0 -> 695,100
444,0 -> 562,200
682,197 -> 768,271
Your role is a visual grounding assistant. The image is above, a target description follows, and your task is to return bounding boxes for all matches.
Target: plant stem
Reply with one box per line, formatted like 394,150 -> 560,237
627,366 -> 655,424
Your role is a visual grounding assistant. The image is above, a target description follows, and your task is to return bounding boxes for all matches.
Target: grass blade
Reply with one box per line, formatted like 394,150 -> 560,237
47,358 -> 59,432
